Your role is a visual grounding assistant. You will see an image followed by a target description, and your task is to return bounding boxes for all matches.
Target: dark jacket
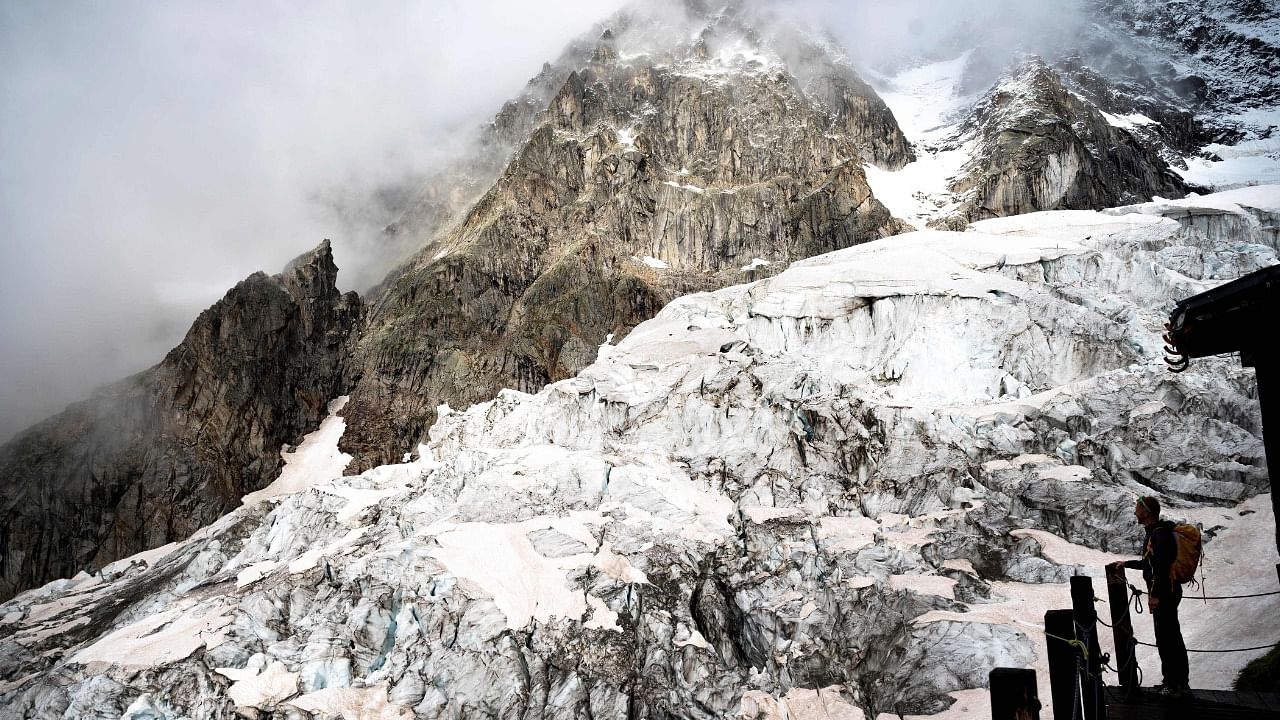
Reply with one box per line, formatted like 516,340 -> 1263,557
1124,519 -> 1178,598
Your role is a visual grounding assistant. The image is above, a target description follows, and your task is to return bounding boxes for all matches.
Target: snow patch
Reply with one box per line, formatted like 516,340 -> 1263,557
216,661 -> 299,709
662,179 -> 705,194
739,687 -> 864,719
427,519 -> 592,630
1180,108 -> 1280,190
235,560 -> 280,588
287,527 -> 367,574
866,53 -> 979,228
817,516 -> 879,553
889,574 -> 957,599
592,541 -> 650,584
1099,110 -> 1158,130
286,684 -> 410,720
742,505 -> 802,523
862,143 -> 972,229
632,254 -> 670,269
243,396 -> 352,505
584,595 -> 622,633
1009,528 -> 1125,571
99,541 -> 181,576
71,601 -> 233,668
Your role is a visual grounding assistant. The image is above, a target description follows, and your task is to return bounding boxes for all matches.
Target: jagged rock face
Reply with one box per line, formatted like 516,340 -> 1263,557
374,62 -> 577,281
340,17 -> 911,471
1053,56 -> 1205,163
2,189 -> 1274,720
1092,0 -> 1280,117
0,242 -> 360,601
950,58 -> 1188,222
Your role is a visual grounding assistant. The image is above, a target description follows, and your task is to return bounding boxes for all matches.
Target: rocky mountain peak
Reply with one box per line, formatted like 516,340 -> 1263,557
337,5 -> 915,471
0,242 -> 361,601
943,54 -> 1188,222
280,239 -> 338,298
2,2 -> 1280,717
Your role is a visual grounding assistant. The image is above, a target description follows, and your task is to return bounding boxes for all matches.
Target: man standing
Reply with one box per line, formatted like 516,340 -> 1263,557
1124,495 -> 1190,699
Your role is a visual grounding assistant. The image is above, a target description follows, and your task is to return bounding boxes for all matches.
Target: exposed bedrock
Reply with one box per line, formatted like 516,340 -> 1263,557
0,242 -> 361,600
339,20 -> 911,471
1089,0 -> 1280,117
950,57 -> 1188,223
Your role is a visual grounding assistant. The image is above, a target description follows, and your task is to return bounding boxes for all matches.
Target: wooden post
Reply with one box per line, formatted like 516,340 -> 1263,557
1044,609 -> 1079,720
1071,575 -> 1105,720
989,668 -> 1040,720
1106,561 -> 1139,693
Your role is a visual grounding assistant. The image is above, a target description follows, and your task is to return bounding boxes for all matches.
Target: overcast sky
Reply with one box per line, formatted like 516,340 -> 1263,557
0,0 -> 624,440
0,0 -> 1081,442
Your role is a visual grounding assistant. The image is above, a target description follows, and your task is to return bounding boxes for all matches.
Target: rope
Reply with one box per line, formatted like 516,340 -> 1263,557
1071,651 -> 1084,720
1100,591 -> 1279,652
1130,584 -> 1146,615
1124,584 -> 1280,601
1077,621 -> 1107,718
1046,631 -> 1090,658
1130,638 -> 1280,653
1102,650 -> 1142,702
1045,629 -> 1110,680
1190,590 -> 1280,600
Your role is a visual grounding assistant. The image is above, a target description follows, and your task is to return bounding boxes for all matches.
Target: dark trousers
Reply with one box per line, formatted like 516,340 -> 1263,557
1152,586 -> 1189,688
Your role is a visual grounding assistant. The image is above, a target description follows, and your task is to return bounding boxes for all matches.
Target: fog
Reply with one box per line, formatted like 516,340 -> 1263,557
798,0 -> 1083,72
0,1 -> 623,441
0,0 -> 1087,442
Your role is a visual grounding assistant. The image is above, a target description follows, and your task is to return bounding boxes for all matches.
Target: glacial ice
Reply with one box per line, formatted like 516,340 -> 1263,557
0,188 -> 1278,719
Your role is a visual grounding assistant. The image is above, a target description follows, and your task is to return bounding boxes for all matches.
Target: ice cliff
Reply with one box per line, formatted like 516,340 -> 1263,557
2,187 -> 1277,719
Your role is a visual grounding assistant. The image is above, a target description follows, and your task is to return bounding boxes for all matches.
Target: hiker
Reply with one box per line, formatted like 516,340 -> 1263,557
1124,495 -> 1190,699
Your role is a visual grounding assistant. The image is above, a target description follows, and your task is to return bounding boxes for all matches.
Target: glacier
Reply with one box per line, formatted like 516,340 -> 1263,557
1,188 -> 1278,719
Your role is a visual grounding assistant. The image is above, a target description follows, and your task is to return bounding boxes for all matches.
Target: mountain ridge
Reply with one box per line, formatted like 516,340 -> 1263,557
0,0 -> 1274,604
337,9 -> 916,472
1,187 -> 1275,718
0,241 -> 360,600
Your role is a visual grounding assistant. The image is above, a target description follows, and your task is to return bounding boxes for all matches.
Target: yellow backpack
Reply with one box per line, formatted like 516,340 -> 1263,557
1170,523 -> 1203,585
1145,522 -> 1203,585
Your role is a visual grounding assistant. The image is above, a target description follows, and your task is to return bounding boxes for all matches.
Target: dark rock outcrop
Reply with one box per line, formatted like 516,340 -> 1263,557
950,57 -> 1188,222
1091,0 -> 1280,115
1055,55 -> 1206,162
0,241 -> 360,600
339,17 -> 911,471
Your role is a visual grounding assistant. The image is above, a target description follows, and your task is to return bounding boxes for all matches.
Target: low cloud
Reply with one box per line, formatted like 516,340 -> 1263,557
0,0 -> 622,440
0,0 -> 1088,441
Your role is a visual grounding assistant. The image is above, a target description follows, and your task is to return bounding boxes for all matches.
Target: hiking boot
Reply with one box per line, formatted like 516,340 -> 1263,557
1154,683 -> 1192,701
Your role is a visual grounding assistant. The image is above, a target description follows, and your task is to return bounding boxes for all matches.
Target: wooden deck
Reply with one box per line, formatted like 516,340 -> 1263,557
1104,686 -> 1280,719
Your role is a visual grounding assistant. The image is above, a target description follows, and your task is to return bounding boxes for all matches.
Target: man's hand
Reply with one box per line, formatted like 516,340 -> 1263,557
1148,595 -> 1160,613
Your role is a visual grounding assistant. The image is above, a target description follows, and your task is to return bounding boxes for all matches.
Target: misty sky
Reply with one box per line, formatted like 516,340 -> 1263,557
0,0 -> 624,440
0,0 -> 1080,442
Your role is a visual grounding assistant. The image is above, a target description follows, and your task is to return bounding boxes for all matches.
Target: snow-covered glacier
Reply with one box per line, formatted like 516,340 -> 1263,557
2,188 -> 1278,719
